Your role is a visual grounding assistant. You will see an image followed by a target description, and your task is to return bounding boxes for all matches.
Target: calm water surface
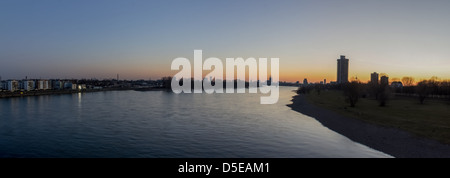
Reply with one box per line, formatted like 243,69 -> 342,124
0,87 -> 391,157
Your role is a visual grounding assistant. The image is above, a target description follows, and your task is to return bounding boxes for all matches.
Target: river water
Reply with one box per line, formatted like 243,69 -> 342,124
0,87 -> 390,157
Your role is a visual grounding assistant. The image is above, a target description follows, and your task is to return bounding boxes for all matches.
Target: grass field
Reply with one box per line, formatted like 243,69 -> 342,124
305,90 -> 450,144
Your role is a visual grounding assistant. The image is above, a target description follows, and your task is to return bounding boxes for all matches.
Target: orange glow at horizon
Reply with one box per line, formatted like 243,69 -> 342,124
114,62 -> 448,84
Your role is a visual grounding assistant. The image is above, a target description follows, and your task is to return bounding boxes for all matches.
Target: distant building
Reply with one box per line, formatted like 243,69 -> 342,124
391,81 -> 403,88
52,80 -> 64,90
19,80 -> 24,90
22,80 -> 35,91
7,80 -> 19,92
370,72 -> 379,85
37,80 -> 50,90
337,55 -> 349,84
0,81 -> 5,90
303,78 -> 308,85
324,79 -> 326,84
64,81 -> 77,90
380,76 -> 389,86
78,84 -> 87,90
48,79 -> 58,90
320,81 -> 324,84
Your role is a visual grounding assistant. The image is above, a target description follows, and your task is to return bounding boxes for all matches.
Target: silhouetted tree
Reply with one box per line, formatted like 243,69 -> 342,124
368,82 -> 380,99
367,80 -> 390,106
377,84 -> 390,107
296,86 -> 312,94
315,84 -> 323,95
343,81 -> 361,107
441,80 -> 450,103
402,77 -> 415,87
416,80 -> 430,104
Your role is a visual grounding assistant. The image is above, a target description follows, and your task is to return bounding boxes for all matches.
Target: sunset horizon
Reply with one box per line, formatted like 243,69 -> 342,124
2,0 -> 450,83
2,0 -> 450,171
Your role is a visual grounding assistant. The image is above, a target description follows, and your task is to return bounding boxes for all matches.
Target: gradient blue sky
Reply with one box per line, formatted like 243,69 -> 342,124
1,0 -> 450,82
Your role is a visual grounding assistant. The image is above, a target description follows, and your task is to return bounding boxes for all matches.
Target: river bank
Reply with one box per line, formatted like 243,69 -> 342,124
287,94 -> 450,158
0,88 -> 137,99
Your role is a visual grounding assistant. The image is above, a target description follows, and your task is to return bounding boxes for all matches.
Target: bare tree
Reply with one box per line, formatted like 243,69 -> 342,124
416,80 -> 430,104
368,82 -> 380,99
315,84 -> 323,95
343,81 -> 361,107
378,84 -> 390,107
368,81 -> 390,106
296,86 -> 312,94
441,80 -> 450,102
446,81 -> 450,103
402,77 -> 415,87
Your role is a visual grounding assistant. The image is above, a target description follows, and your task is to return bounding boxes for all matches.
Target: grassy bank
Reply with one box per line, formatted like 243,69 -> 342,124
305,90 -> 450,144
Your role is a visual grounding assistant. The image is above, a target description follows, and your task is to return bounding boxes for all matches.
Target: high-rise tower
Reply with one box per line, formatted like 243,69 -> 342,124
337,55 -> 349,84
371,72 -> 379,85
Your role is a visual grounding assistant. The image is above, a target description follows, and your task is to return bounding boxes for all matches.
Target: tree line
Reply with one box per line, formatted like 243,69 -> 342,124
297,77 -> 450,107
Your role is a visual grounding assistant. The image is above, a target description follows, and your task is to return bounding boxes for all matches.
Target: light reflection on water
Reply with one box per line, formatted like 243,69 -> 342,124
0,87 -> 391,157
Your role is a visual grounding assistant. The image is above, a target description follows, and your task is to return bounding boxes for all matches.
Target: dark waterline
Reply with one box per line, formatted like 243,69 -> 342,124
0,87 -> 390,158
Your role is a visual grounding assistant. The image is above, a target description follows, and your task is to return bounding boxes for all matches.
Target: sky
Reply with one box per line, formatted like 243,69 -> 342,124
1,0 -> 450,82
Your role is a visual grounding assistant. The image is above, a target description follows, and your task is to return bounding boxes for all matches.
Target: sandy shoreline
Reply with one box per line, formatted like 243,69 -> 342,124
287,94 -> 450,158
